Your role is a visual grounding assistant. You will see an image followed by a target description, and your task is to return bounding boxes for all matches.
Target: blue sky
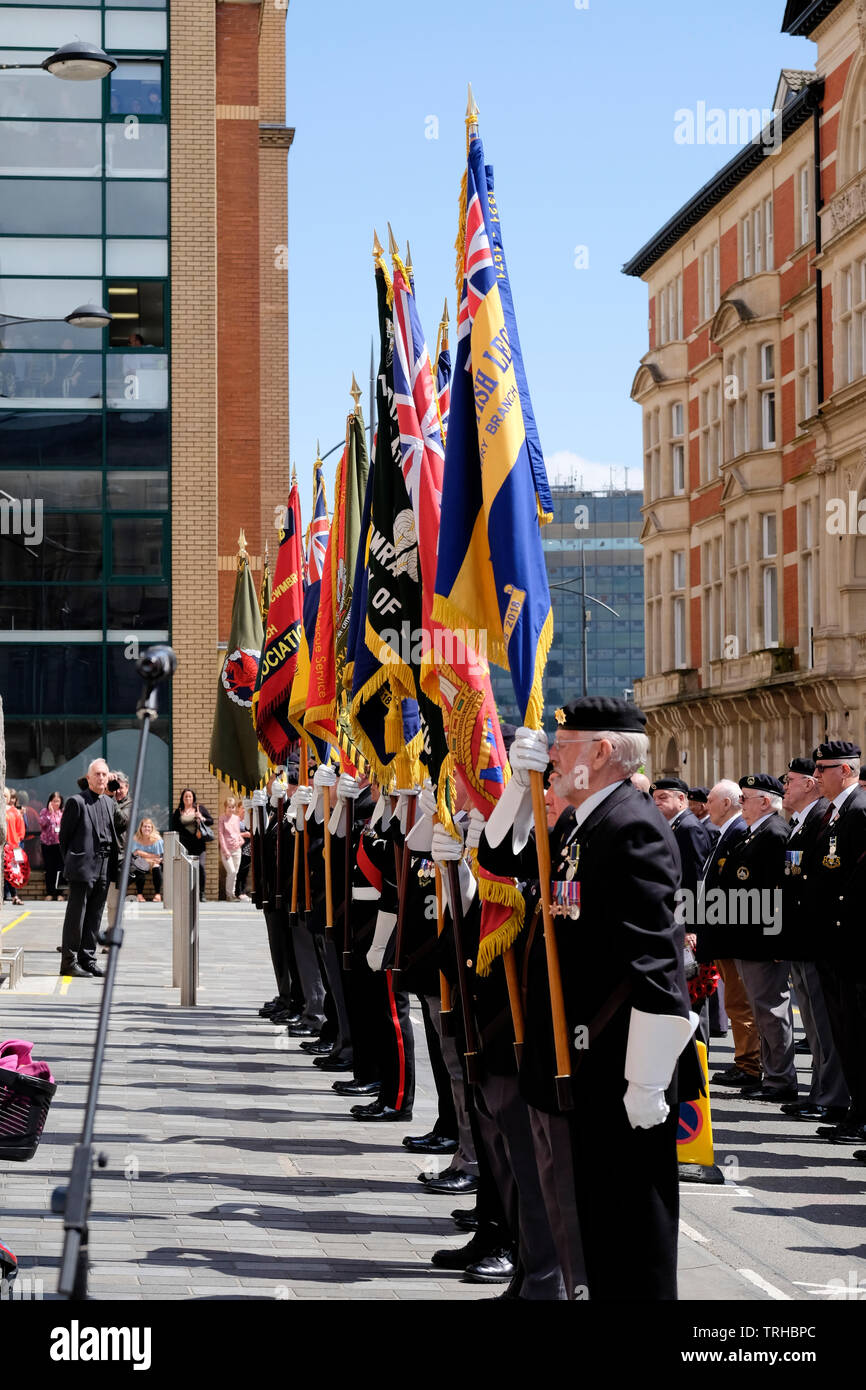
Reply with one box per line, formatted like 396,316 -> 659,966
285,0 -> 813,507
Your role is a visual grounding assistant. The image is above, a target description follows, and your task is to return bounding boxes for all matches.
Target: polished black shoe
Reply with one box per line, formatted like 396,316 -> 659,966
711,1066 -> 762,1088
431,1231 -> 493,1270
794,1038 -> 811,1054
351,1103 -> 413,1122
420,1171 -> 479,1196
853,1150 -> 866,1164
462,1249 -> 516,1284
82,962 -> 106,977
816,1119 -> 865,1141
740,1084 -> 798,1104
452,1208 -> 480,1231
780,1102 -> 847,1121
288,1024 -> 320,1039
825,1125 -> 866,1145
303,1041 -> 333,1057
313,1056 -> 353,1072
259,999 -> 280,1016
403,1132 -> 459,1155
269,1010 -> 296,1025
332,1079 -> 381,1096
60,961 -> 90,978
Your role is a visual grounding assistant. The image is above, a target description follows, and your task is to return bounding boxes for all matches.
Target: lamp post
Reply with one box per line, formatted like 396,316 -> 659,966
0,306 -> 113,331
549,543 -> 621,699
0,41 -> 116,81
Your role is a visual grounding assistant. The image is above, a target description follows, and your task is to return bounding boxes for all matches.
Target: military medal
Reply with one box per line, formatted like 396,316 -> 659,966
736,866 -> 750,881
417,857 -> 434,885
822,836 -> 841,869
564,839 -> 580,882
785,849 -> 803,877
551,879 -> 580,919
717,857 -> 726,870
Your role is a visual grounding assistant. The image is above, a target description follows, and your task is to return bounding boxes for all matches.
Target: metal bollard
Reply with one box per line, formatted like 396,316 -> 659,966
172,853 -> 186,989
163,832 -> 178,914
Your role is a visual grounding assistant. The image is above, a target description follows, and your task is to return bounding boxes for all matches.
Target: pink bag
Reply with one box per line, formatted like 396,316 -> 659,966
0,1039 -> 54,1083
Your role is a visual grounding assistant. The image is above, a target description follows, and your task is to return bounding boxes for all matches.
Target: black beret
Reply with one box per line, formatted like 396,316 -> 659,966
554,696 -> 647,733
650,777 -> 689,795
687,787 -> 709,802
812,741 -> 861,762
787,757 -> 815,776
739,773 -> 784,796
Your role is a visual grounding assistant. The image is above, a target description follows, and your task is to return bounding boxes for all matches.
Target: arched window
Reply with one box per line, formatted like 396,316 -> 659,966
840,64 -> 866,183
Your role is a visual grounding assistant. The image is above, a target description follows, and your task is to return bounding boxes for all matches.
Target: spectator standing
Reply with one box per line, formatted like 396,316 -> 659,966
3,786 -> 26,905
218,795 -> 250,901
171,788 -> 213,903
58,758 -> 118,977
130,818 -> 164,901
104,771 -> 131,929
39,792 -> 65,900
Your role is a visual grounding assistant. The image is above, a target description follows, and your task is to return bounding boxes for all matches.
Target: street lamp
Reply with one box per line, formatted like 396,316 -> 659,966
0,305 -> 113,330
0,41 -> 116,81
549,540 -> 621,698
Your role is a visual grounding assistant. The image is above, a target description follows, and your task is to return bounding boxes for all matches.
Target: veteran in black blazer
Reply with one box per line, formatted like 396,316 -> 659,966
479,697 -> 697,1302
651,776 -> 717,898
803,742 -> 866,1141
58,759 -> 119,978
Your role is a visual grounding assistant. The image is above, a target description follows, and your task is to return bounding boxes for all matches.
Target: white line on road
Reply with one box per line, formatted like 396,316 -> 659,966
679,1220 -> 708,1244
738,1269 -> 792,1300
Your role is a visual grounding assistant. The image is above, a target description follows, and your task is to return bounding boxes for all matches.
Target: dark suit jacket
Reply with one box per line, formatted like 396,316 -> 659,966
58,790 -> 119,884
694,815 -> 747,961
670,809 -> 717,898
799,784 -> 866,963
479,780 -> 694,1114
700,812 -> 788,960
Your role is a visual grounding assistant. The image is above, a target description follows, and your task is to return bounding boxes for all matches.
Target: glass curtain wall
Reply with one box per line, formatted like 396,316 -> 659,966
0,2 -> 171,855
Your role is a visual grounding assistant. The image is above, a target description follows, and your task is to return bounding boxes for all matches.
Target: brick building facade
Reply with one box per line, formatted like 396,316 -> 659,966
625,0 -> 866,782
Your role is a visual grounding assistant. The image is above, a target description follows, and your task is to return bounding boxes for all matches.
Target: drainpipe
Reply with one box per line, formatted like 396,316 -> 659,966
812,82 -> 825,407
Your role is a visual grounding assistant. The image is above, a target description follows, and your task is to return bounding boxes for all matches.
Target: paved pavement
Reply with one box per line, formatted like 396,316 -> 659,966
1,901 -> 864,1301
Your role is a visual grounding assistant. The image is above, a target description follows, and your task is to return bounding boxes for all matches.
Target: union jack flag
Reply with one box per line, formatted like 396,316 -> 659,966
392,264 -> 444,527
306,461 -> 329,586
436,343 -> 451,438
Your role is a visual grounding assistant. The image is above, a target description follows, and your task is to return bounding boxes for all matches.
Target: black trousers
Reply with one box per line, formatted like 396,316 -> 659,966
133,865 -> 163,896
817,956 -> 866,1122
313,927 -> 352,1059
42,842 -> 64,896
376,970 -> 415,1112
345,945 -> 385,1084
61,871 -> 109,967
263,906 -> 295,1008
417,991 -> 459,1140
567,1097 -> 680,1301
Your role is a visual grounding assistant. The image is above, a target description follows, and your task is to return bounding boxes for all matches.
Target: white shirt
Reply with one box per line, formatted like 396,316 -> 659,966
745,810 -> 775,835
831,781 -> 859,817
716,811 -> 742,838
572,779 -> 622,832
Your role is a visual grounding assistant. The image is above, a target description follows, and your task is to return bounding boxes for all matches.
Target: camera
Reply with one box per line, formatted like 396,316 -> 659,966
107,779 -> 120,793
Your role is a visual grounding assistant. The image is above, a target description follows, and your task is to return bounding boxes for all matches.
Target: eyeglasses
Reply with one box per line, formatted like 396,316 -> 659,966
814,762 -> 844,771
552,735 -> 604,751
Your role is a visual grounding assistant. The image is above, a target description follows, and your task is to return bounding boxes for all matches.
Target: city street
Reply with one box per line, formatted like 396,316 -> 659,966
1,902 -> 864,1302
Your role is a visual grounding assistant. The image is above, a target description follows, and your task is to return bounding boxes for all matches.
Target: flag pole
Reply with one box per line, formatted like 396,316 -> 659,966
434,864 -> 452,1034
342,378 -> 362,972
300,742 -> 312,920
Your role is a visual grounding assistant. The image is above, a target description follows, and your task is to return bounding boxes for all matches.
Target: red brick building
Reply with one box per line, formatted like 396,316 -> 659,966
625,0 -> 866,780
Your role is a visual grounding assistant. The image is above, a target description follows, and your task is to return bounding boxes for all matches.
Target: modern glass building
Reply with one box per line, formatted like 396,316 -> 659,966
0,1 -> 291,887
490,486 -> 646,726
0,4 -> 172,839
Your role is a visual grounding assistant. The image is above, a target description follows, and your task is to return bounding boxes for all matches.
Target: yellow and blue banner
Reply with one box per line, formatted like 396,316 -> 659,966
432,110 -> 553,730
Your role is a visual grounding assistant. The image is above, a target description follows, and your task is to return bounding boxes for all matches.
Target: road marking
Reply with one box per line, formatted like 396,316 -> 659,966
679,1220 -> 708,1244
59,977 -> 71,995
738,1268 -> 791,1300
1,910 -> 30,934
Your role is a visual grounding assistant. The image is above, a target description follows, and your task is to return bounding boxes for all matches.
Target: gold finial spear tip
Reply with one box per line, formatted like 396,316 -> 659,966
387,221 -> 398,256
316,438 -> 321,459
291,463 -> 297,485
405,240 -> 413,269
441,297 -> 450,326
466,83 -> 479,119
372,228 -> 384,260
350,372 -> 362,410
237,527 -> 248,556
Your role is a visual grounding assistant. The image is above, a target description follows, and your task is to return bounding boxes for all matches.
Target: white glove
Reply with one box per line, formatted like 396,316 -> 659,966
252,788 -> 268,808
623,1084 -> 670,1130
419,782 -> 437,819
431,822 -> 464,863
290,786 -> 313,819
269,777 -> 288,809
307,764 -> 336,822
509,726 -> 549,782
465,808 -> 486,851
366,910 -> 396,972
370,794 -> 391,832
337,773 -> 361,801
623,1009 -> 698,1131
313,764 -> 337,789
485,776 -> 534,851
